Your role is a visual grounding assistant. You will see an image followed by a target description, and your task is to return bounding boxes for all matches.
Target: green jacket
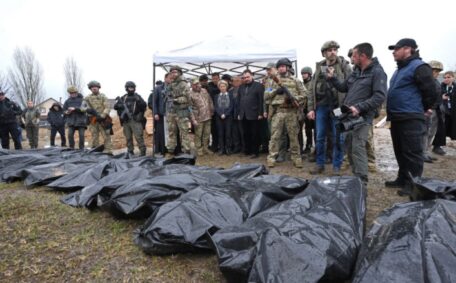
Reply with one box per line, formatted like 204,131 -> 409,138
308,56 -> 352,111
266,73 -> 307,107
168,75 -> 191,115
83,93 -> 110,117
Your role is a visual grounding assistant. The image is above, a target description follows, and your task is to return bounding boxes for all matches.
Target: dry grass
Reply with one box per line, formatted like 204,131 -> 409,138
2,127 -> 455,282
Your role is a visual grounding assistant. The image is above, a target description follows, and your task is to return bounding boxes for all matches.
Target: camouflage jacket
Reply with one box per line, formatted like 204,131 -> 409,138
22,107 -> 41,126
168,75 -> 191,115
263,76 -> 275,107
308,56 -> 352,111
190,88 -> 214,122
83,93 -> 110,117
266,73 -> 307,108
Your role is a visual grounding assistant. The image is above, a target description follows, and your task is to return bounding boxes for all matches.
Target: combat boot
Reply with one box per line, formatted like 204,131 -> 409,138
267,159 -> 275,168
293,159 -> 303,168
165,152 -> 175,159
309,165 -> 324,175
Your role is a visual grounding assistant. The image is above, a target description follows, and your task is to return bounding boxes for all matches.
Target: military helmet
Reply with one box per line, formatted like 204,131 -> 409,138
87,80 -> 101,89
301,66 -> 313,75
428,60 -> 443,71
125,81 -> 136,89
169,65 -> 182,74
67,85 -> 78,93
276,58 -> 293,68
321,40 -> 340,55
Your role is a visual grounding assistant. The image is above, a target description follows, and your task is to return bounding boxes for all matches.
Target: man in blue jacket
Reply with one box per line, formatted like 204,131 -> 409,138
385,38 -> 438,196
329,42 -> 386,185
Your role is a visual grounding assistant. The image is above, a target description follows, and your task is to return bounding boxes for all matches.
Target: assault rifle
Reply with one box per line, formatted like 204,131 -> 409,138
271,75 -> 300,108
115,96 -> 133,125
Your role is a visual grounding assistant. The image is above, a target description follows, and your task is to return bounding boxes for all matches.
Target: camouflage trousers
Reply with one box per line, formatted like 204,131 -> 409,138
25,124 -> 39,149
167,113 -> 193,154
194,119 -> 211,154
89,122 -> 112,153
267,110 -> 301,164
123,119 -> 146,155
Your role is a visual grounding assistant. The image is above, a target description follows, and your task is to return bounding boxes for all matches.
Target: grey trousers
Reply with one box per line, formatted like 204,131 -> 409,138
345,124 -> 370,182
423,111 -> 438,154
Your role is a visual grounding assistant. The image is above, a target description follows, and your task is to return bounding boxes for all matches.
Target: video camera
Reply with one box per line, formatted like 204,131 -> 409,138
333,105 -> 365,132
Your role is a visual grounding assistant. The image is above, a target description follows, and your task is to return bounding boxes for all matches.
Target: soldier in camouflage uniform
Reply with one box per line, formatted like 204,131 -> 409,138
190,78 -> 214,156
114,81 -> 147,156
84,80 -> 113,154
166,66 -> 194,157
22,100 -> 41,149
266,58 -> 307,168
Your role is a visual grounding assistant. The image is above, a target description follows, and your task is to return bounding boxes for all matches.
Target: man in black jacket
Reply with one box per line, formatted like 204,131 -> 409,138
329,43 -> 387,184
0,90 -> 22,149
63,86 -> 87,149
47,102 -> 66,147
237,69 -> 264,158
114,81 -> 147,156
385,38 -> 438,196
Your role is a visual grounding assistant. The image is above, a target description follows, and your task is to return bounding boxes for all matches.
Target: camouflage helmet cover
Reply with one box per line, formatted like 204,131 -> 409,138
67,85 -> 79,93
169,65 -> 182,74
87,80 -> 101,89
321,40 -> 340,55
428,60 -> 443,71
301,66 -> 313,75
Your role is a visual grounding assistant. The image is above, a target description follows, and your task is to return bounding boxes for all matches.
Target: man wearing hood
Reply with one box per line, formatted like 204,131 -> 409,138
47,102 -> 66,147
384,38 -> 438,196
328,42 -> 387,185
63,86 -> 87,149
114,81 -> 147,156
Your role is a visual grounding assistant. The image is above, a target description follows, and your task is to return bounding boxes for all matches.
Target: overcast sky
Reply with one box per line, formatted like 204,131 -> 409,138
1,0 -> 455,101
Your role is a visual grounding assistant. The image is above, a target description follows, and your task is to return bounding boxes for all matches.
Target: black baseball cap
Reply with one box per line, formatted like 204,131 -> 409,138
388,38 -> 418,50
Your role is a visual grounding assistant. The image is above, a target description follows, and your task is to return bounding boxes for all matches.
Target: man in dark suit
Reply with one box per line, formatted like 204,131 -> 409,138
237,69 -> 264,158
148,74 -> 170,156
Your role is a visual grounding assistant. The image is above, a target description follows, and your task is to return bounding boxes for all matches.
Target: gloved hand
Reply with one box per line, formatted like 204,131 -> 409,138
86,108 -> 96,115
276,87 -> 284,95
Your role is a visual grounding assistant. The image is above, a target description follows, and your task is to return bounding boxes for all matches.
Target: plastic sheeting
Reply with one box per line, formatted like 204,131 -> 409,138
352,199 -> 456,283
210,176 -> 366,283
134,175 -> 309,255
410,176 -> 456,201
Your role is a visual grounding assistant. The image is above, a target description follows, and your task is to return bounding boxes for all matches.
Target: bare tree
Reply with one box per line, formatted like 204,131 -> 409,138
63,57 -> 83,97
0,71 -> 11,94
8,47 -> 45,108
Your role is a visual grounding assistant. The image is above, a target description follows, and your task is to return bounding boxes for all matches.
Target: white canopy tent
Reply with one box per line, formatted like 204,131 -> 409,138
153,35 -> 297,83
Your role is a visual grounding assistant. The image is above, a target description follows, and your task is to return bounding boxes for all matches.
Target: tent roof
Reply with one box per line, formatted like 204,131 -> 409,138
153,35 -> 297,64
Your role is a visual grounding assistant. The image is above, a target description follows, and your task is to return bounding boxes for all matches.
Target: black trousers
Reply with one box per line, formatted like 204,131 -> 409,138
210,115 -> 218,151
50,126 -> 66,146
242,119 -> 260,155
231,119 -> 244,152
432,108 -> 446,147
216,116 -> 232,152
259,118 -> 269,153
68,126 -> 85,149
390,119 -> 425,182
154,115 -> 166,155
0,122 -> 22,149
304,117 -> 315,148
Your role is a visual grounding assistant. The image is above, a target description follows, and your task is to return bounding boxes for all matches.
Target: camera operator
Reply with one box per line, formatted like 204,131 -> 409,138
327,42 -> 386,185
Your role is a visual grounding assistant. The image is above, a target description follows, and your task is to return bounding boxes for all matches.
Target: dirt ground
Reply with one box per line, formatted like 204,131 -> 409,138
1,119 -> 456,282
